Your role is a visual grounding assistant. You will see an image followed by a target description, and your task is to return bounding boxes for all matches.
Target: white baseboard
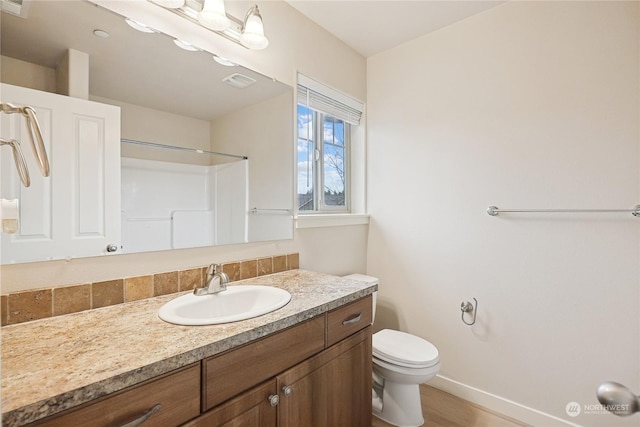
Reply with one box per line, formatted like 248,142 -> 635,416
429,375 -> 583,427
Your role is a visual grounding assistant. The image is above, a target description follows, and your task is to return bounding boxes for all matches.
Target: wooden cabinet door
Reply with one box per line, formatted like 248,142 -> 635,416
1,83 -> 121,263
277,327 -> 372,427
184,380 -> 277,427
202,315 -> 325,411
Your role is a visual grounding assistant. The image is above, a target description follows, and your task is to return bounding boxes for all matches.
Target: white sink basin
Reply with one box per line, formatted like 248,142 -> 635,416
158,285 -> 291,326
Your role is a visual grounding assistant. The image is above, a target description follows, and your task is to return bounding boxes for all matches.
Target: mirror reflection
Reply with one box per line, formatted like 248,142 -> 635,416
0,0 -> 294,264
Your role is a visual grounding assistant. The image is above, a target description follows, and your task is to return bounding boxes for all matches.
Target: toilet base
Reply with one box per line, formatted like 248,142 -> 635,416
373,382 -> 424,427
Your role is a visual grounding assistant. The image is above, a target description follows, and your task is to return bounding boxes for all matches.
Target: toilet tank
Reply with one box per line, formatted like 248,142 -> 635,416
343,274 -> 379,323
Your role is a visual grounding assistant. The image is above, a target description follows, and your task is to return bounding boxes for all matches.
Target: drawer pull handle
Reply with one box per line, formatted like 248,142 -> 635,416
121,403 -> 161,427
342,312 -> 362,325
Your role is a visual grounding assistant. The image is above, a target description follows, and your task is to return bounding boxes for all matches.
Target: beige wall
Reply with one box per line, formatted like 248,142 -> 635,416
211,91 -> 292,173
0,55 -> 56,93
367,2 -> 639,426
93,96 -> 213,165
1,0 -> 368,292
211,92 -> 294,241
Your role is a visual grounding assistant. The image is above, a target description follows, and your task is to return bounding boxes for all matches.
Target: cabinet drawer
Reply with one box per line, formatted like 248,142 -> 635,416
326,295 -> 372,347
34,363 -> 200,427
203,315 -> 325,411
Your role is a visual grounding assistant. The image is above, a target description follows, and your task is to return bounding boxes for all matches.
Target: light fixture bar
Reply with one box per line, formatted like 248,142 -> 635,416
167,4 -> 248,49
148,1 -> 268,50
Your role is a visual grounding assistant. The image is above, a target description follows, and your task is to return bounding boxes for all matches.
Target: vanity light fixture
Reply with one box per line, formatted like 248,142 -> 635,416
125,18 -> 159,34
173,38 -> 201,51
148,0 -> 270,50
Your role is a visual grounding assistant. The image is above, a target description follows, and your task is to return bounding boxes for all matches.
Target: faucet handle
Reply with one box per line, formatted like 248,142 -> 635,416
206,263 -> 220,275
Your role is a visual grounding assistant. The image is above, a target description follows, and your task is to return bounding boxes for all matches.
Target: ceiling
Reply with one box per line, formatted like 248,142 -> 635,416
286,0 -> 505,57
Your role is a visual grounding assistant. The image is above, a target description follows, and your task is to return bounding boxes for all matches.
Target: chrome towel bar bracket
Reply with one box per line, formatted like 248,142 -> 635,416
487,205 -> 640,217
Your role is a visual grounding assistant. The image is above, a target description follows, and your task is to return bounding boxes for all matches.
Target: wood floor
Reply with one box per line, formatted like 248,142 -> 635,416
372,385 -> 531,427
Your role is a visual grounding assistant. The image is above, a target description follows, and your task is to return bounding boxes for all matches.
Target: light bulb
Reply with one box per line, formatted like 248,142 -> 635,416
198,0 -> 231,31
240,5 -> 268,50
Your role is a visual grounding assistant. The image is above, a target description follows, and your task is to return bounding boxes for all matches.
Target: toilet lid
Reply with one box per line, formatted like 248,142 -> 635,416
373,329 -> 439,368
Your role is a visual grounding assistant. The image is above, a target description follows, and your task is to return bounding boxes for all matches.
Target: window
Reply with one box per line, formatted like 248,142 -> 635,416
297,75 -> 363,213
297,106 -> 349,211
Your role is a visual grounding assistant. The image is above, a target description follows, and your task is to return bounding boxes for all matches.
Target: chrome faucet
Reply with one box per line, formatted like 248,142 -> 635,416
194,264 -> 229,295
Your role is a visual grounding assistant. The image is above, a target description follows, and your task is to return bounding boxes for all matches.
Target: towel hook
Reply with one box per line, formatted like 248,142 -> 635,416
461,298 -> 478,326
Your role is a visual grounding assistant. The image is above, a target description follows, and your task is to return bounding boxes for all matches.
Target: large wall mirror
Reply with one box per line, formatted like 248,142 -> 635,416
0,0 -> 294,264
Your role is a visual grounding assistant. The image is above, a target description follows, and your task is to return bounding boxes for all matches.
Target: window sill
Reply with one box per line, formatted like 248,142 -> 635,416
295,213 -> 370,229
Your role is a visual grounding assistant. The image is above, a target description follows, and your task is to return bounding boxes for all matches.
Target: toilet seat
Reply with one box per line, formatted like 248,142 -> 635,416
373,329 -> 439,369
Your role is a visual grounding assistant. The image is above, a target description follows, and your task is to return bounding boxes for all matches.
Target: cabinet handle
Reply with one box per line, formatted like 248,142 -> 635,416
120,403 -> 161,427
106,244 -> 118,253
282,385 -> 293,396
268,394 -> 280,407
342,312 -> 362,325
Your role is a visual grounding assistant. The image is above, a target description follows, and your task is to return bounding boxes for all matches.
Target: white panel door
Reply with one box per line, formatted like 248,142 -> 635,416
1,83 -> 121,263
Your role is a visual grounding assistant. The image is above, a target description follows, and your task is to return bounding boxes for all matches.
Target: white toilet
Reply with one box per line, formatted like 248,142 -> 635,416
344,274 -> 440,427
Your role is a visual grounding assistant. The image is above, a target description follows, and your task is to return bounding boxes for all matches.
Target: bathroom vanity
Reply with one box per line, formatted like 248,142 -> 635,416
1,270 -> 375,426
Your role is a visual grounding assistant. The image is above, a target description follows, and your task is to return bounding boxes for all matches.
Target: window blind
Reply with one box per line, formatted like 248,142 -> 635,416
297,74 -> 364,126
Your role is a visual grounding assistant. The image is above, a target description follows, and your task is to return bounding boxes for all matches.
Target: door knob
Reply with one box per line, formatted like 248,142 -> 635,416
268,394 -> 279,407
597,382 -> 640,416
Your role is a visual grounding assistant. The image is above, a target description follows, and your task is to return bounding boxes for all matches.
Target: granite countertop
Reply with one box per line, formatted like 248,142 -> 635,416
1,269 -> 376,426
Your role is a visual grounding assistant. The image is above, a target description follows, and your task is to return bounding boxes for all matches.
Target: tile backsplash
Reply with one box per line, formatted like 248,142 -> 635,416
1,253 -> 299,327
